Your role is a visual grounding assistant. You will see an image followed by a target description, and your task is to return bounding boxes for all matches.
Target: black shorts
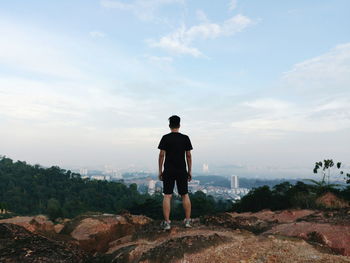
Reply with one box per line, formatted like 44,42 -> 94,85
162,170 -> 189,195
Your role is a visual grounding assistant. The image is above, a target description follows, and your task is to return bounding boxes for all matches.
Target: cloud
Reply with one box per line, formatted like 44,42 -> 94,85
228,0 -> 237,11
227,43 -> 350,139
100,0 -> 184,21
226,43 -> 350,137
148,14 -> 253,57
229,42 -> 350,136
89,31 -> 106,38
282,43 -> 350,96
231,97 -> 350,136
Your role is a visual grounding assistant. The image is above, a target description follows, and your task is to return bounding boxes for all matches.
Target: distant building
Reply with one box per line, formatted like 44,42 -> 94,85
155,181 -> 163,193
0,209 -> 10,214
202,163 -> 209,173
79,168 -> 88,176
231,175 -> 239,189
188,180 -> 201,193
90,175 -> 107,180
148,180 -> 156,195
104,164 -> 113,174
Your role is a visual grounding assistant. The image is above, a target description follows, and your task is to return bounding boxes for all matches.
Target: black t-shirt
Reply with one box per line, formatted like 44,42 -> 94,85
158,132 -> 193,172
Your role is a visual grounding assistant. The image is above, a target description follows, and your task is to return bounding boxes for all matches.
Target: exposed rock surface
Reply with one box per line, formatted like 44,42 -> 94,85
201,209 -> 315,233
0,223 -> 89,263
230,209 -> 315,223
202,208 -> 350,257
61,213 -> 152,253
103,221 -> 350,263
2,208 -> 350,262
0,215 -> 55,234
316,192 -> 350,209
264,222 -> 350,256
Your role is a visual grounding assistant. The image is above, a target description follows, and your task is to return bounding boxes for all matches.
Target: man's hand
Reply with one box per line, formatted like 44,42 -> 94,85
158,150 -> 165,181
187,171 -> 192,182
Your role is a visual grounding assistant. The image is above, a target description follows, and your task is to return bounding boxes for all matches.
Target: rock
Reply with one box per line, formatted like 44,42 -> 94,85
106,223 -> 350,263
229,209 -> 315,223
316,192 -> 349,209
202,213 -> 272,233
3,210 -> 350,263
138,233 -> 230,263
62,213 -> 152,253
296,208 -> 350,225
200,209 -> 315,234
54,223 -> 65,234
0,215 -> 55,234
0,223 -> 89,263
263,222 -> 350,256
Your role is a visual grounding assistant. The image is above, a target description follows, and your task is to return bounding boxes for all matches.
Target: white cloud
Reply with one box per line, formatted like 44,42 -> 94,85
231,97 -> 350,135
100,0 -> 184,21
242,98 -> 292,111
227,43 -> 350,137
89,31 -> 106,38
228,0 -> 237,11
282,43 -> 350,96
149,14 -> 253,57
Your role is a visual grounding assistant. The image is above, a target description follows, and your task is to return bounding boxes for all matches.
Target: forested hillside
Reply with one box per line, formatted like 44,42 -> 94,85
0,156 -> 232,220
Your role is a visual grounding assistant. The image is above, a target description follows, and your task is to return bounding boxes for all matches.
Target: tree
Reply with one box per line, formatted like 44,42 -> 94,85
47,198 -> 62,220
312,159 -> 344,185
234,186 -> 272,212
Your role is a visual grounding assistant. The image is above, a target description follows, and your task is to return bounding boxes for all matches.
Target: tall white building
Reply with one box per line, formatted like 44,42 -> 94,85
148,180 -> 156,195
202,163 -> 209,173
79,168 -> 88,176
231,175 -> 239,189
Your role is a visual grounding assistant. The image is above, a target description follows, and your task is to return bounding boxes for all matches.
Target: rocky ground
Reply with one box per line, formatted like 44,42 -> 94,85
0,223 -> 90,263
1,193 -> 350,263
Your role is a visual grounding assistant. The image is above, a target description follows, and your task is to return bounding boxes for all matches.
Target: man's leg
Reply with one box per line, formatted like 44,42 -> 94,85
181,194 -> 191,220
163,194 -> 172,222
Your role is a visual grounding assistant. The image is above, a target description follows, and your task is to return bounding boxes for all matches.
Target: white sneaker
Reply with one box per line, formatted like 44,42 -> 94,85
184,219 -> 192,228
161,220 -> 171,230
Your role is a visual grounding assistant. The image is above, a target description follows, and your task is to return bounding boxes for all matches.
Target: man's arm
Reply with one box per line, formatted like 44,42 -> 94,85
186,150 -> 192,181
158,150 -> 165,180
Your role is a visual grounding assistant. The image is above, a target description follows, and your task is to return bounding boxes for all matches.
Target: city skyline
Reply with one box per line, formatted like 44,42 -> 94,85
1,0 -> 350,178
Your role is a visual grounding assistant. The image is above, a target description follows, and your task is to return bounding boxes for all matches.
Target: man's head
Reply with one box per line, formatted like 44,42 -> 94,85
168,115 -> 180,129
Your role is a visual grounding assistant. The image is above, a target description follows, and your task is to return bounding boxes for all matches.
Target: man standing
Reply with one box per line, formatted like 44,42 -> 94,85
158,115 -> 193,230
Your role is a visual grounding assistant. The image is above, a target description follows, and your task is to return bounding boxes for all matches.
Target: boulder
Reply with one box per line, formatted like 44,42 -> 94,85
54,223 -> 65,234
62,213 -> 152,253
0,215 -> 55,234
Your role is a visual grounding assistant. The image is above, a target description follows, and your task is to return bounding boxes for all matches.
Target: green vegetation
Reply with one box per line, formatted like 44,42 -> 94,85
0,156 -> 231,220
2,155 -> 348,219
233,160 -> 350,213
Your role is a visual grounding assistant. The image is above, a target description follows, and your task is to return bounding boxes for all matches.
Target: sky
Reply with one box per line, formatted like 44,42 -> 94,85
0,0 -> 350,178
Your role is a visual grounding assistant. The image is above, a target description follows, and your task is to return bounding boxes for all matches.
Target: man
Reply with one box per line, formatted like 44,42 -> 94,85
158,115 -> 193,230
